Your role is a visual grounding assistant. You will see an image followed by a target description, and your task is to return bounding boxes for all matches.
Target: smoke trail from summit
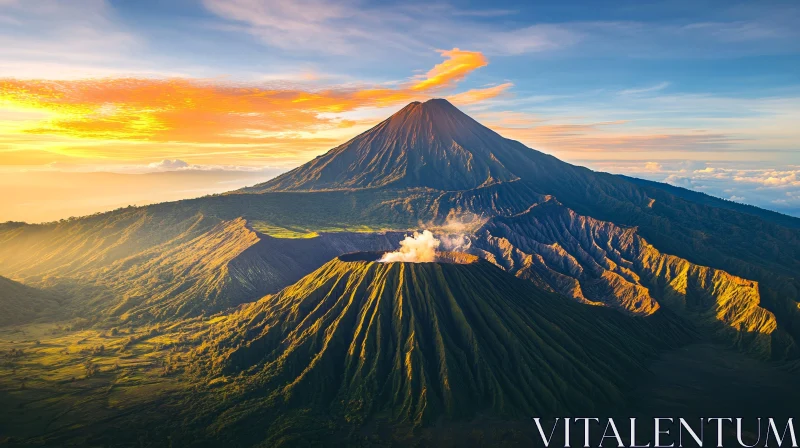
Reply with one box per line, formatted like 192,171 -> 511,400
379,230 -> 440,262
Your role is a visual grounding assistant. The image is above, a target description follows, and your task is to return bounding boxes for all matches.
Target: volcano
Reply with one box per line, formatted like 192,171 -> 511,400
244,99 -> 654,218
247,98 -> 532,192
236,99 -> 800,357
196,252 -> 691,443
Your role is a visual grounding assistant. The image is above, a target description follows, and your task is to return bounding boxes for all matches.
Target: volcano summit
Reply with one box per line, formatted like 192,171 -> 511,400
247,99 -> 522,192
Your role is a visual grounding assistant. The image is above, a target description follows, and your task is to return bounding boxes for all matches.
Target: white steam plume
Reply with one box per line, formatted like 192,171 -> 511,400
379,230 -> 440,263
424,211 -> 484,253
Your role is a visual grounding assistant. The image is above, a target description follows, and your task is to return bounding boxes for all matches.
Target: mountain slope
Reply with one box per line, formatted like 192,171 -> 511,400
15,218 -> 403,323
0,208 -> 216,279
192,253 -> 692,444
1,99 -> 798,342
0,183 -> 543,281
0,276 -> 64,326
91,218 -> 269,321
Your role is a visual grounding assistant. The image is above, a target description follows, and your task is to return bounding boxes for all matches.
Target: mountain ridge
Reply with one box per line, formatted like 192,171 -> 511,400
469,198 -> 786,358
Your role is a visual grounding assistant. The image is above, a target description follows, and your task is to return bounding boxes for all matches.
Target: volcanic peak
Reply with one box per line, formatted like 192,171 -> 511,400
247,98 -> 522,191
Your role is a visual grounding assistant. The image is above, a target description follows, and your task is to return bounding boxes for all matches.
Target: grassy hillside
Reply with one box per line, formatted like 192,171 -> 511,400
0,319 -> 206,446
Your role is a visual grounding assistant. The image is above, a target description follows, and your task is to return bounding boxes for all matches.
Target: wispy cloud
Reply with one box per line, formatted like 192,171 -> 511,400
202,0 -> 426,55
0,0 -> 145,76
202,0 -> 582,57
620,82 -> 671,95
475,88 -> 800,163
477,24 -> 581,55
476,108 -> 740,156
448,83 -> 514,106
201,0 -> 800,60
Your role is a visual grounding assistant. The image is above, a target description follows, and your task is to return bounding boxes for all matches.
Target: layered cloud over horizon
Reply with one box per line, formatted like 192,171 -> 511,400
585,160 -> 800,217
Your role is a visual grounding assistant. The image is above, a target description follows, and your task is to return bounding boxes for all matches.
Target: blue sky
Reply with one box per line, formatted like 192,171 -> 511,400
1,0 -> 799,220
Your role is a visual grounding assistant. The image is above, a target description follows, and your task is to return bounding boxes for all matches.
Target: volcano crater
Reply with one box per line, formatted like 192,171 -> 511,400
338,250 -> 480,264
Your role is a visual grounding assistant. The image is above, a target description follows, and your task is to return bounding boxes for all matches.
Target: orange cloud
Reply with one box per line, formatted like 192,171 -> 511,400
411,48 -> 489,91
0,48 -> 505,155
0,78 -> 406,143
447,83 -> 513,105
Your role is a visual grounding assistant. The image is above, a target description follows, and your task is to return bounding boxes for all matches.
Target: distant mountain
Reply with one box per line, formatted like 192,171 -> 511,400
619,175 -> 800,228
193,252 -> 692,445
0,275 -> 63,326
245,98 -> 642,204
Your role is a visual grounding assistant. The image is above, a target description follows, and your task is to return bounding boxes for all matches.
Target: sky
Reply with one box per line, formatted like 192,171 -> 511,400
1,0 -> 799,222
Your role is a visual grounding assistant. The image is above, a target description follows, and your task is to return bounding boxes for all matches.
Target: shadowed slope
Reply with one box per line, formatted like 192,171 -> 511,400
0,276 -> 64,326
93,220 -> 403,321
193,254 -> 692,443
